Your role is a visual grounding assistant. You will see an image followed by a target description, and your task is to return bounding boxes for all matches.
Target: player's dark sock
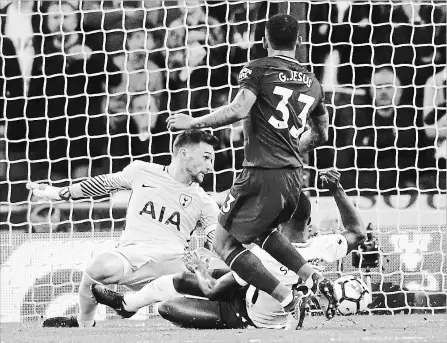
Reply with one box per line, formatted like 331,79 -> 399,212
225,246 -> 280,296
261,230 -> 311,279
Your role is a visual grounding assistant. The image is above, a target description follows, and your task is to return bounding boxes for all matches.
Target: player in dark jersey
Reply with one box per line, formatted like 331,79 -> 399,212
167,13 -> 335,328
156,170 -> 366,330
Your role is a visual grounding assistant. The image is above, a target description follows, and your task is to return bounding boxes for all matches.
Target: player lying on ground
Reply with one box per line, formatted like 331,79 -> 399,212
167,13 -> 335,328
27,129 -> 220,328
92,170 -> 366,329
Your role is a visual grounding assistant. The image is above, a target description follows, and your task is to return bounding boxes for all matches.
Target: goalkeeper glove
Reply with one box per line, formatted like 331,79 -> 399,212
318,169 -> 341,194
26,182 -> 72,201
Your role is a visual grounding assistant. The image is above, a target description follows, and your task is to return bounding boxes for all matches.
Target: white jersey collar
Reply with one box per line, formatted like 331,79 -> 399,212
292,241 -> 311,248
273,55 -> 300,65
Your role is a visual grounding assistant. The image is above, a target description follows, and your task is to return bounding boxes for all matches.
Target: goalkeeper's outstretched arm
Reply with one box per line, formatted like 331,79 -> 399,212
334,185 -> 366,253
26,172 -> 132,201
319,169 -> 366,253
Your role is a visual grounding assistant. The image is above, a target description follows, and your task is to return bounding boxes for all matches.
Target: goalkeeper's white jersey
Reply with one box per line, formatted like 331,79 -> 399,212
116,161 -> 218,259
239,233 -> 348,329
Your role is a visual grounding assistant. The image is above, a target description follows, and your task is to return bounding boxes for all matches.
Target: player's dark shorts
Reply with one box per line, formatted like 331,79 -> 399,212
216,289 -> 253,329
206,269 -> 253,329
218,167 -> 303,243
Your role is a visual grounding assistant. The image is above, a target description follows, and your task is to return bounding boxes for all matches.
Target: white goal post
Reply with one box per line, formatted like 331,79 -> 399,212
0,0 -> 446,322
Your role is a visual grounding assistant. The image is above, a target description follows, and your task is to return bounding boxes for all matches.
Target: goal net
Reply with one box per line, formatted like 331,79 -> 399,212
0,0 -> 446,322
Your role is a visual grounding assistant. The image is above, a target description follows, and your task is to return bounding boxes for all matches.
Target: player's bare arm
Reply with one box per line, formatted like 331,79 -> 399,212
298,103 -> 329,155
319,169 -> 366,253
167,88 -> 257,130
185,251 -> 238,301
334,185 -> 366,253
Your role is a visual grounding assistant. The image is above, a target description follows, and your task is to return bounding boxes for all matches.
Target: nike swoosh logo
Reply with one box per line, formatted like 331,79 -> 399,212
142,184 -> 155,188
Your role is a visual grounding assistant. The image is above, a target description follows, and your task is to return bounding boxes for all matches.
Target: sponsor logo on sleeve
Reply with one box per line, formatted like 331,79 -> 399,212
239,67 -> 252,81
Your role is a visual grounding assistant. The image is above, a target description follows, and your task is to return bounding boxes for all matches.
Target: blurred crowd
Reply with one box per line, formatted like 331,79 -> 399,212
0,0 -> 446,206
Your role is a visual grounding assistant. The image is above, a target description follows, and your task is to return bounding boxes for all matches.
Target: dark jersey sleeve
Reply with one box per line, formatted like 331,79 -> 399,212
238,65 -> 264,96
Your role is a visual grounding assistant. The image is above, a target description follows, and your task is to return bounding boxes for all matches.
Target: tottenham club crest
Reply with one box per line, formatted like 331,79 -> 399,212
179,194 -> 192,208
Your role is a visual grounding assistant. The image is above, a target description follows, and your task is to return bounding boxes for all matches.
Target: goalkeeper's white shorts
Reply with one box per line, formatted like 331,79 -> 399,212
109,244 -> 188,291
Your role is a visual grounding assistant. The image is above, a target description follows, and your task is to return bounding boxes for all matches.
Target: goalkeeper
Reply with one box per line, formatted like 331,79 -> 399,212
28,129 -> 220,328
92,170 -> 368,329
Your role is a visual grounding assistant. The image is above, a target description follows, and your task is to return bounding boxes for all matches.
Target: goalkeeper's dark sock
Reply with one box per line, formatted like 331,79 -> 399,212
225,246 -> 292,304
261,230 -> 315,282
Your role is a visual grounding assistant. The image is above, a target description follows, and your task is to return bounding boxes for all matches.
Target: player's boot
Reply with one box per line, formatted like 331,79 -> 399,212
91,284 -> 136,319
42,316 -> 96,328
311,274 -> 338,319
283,287 -> 309,330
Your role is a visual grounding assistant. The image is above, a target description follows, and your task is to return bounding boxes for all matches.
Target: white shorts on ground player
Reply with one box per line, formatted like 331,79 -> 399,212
110,243 -> 188,291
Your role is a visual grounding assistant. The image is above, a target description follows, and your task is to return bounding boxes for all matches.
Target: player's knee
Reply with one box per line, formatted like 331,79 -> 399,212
213,223 -> 250,259
253,231 -> 270,246
230,234 -> 255,245
212,239 -> 225,259
213,240 -> 250,265
212,238 -> 240,260
172,272 -> 189,293
86,253 -> 125,283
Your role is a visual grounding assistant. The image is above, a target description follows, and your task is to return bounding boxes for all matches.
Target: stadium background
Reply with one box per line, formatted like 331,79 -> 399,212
0,0 -> 445,322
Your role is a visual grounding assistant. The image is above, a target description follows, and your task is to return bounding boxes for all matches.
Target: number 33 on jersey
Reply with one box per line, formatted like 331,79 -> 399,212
238,55 -> 327,169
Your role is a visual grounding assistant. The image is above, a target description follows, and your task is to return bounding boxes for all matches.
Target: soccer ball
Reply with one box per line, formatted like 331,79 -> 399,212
333,275 -> 372,315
